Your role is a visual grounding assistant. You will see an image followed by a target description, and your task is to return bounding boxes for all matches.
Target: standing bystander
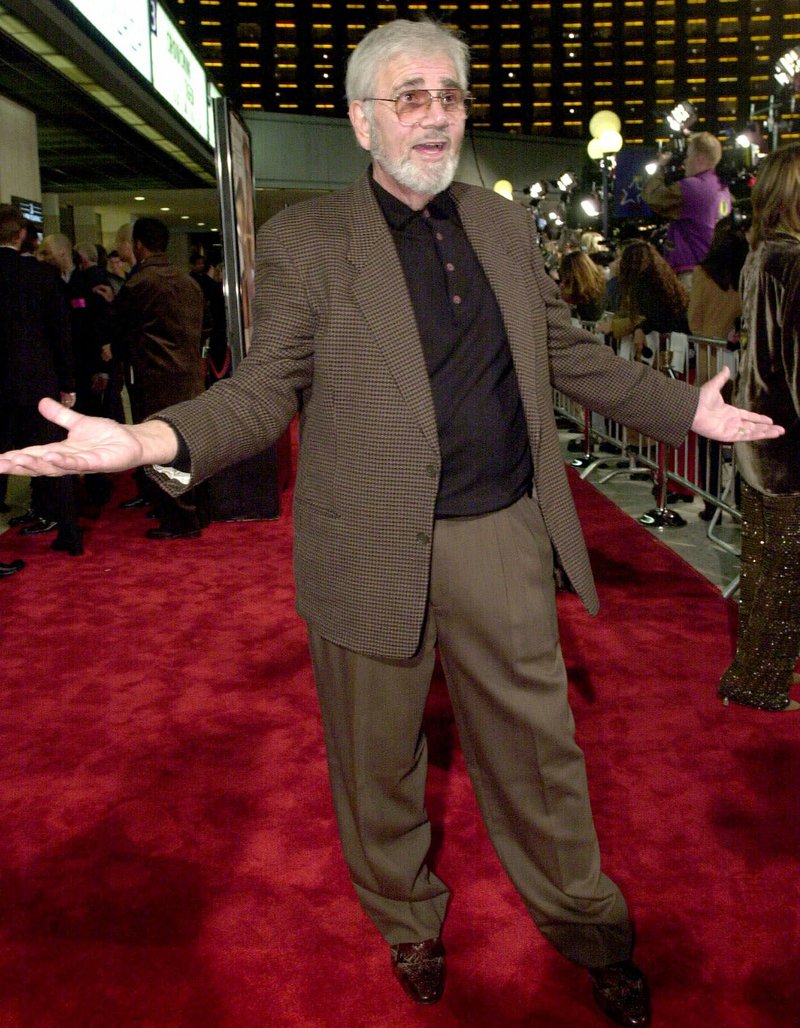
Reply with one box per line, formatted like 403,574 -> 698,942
114,218 -> 208,539
0,206 -> 82,556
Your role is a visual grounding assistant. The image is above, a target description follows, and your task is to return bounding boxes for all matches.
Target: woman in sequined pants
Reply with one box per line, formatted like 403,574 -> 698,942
718,143 -> 800,712
719,482 -> 800,710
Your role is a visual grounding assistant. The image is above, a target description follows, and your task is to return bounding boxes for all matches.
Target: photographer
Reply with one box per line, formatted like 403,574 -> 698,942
643,131 -> 732,287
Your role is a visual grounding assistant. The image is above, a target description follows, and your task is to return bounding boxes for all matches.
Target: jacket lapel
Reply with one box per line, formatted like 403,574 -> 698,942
347,175 -> 439,451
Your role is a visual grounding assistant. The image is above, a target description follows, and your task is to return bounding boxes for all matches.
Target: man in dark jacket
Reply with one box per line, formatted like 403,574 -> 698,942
0,206 -> 81,555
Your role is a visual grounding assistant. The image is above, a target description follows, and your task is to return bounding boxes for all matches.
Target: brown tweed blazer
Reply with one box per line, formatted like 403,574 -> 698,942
154,173 -> 698,659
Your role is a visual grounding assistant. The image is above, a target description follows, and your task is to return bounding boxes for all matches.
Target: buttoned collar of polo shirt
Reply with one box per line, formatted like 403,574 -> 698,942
349,51 -> 467,212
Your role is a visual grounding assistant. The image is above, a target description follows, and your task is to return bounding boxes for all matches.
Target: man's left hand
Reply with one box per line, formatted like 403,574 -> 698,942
692,367 -> 785,442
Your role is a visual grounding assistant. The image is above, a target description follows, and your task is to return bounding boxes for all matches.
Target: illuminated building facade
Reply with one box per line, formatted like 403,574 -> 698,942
165,1 -> 800,144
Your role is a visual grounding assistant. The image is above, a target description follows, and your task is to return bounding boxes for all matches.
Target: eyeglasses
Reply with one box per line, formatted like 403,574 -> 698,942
364,88 -> 473,125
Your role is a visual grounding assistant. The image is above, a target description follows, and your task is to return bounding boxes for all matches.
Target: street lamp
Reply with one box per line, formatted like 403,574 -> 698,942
587,110 -> 623,237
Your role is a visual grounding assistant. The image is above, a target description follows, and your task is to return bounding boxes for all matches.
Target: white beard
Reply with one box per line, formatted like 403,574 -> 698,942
369,122 -> 460,197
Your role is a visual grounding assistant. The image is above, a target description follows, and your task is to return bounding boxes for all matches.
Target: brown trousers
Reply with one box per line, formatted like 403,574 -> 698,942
308,494 -> 632,968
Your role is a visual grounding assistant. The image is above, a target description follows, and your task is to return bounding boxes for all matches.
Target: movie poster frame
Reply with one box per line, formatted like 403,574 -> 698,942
212,96 -> 257,370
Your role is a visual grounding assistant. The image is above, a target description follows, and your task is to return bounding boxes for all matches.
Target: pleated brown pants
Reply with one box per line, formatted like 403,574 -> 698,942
308,494 -> 632,968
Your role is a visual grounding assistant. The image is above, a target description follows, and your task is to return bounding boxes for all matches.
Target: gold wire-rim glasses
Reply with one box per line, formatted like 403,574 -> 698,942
363,88 -> 474,124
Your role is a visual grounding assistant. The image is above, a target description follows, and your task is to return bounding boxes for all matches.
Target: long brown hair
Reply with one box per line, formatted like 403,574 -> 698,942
559,249 -> 606,306
618,241 -> 688,323
749,142 -> 800,248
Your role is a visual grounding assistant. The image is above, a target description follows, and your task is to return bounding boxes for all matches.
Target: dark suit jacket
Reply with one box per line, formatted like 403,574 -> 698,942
63,263 -> 113,387
152,175 -> 699,659
0,247 -> 73,405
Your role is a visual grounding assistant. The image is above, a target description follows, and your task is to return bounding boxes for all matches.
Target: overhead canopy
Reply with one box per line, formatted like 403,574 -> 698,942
0,0 -> 216,193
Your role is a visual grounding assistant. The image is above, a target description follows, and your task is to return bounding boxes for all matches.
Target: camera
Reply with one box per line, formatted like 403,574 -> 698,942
661,148 -> 685,184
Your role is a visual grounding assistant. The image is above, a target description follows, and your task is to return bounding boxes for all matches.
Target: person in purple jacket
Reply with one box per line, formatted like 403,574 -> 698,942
643,131 -> 732,288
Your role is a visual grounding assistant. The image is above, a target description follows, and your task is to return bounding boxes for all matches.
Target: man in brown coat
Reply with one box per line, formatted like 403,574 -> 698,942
0,20 -> 784,1027
114,217 -> 207,539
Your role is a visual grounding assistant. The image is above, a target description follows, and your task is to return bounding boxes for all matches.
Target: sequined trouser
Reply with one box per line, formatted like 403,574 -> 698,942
718,481 -> 800,710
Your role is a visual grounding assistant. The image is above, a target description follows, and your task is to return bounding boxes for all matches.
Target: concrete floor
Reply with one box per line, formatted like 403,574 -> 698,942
560,432 -> 740,595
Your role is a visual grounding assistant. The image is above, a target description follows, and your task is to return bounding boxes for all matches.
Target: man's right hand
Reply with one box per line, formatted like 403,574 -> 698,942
0,398 -> 179,477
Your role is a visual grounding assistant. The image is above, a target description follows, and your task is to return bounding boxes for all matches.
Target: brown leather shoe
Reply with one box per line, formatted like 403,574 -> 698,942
390,938 -> 445,1005
589,960 -> 651,1027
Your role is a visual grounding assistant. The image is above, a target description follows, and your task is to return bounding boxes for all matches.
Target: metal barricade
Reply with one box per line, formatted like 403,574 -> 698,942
554,328 -> 742,594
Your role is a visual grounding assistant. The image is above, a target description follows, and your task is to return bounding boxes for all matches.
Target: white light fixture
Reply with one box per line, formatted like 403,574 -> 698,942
528,181 -> 547,200
557,171 -> 575,192
664,101 -> 697,135
160,206 -> 170,212
581,196 -> 600,217
775,47 -> 800,87
645,160 -> 658,175
134,195 -> 145,201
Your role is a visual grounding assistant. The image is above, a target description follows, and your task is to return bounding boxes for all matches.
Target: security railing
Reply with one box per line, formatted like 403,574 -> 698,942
554,324 -> 741,597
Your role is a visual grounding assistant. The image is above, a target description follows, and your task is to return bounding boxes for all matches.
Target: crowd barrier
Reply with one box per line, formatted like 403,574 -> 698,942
553,323 -> 741,597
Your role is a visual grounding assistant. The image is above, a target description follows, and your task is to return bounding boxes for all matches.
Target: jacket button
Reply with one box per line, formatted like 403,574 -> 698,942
416,531 -> 430,545
425,464 -> 437,478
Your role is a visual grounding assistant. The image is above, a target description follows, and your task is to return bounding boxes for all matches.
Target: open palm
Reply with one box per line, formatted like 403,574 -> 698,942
692,367 -> 785,442
0,398 -> 146,476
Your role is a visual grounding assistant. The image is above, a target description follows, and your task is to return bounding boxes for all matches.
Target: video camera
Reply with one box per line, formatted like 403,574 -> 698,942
659,144 -> 686,185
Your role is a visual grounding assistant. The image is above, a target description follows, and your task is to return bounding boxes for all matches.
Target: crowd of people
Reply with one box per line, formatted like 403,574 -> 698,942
0,211 -> 228,573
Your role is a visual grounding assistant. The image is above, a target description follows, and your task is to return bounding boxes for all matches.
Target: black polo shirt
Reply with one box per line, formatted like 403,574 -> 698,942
371,174 -> 533,518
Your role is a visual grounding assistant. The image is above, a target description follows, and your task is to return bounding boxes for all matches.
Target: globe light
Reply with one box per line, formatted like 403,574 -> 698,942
589,110 -> 622,138
599,129 -> 623,154
587,137 -> 605,160
493,179 -> 514,201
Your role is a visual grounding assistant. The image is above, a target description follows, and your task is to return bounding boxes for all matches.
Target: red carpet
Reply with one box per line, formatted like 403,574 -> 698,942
0,465 -> 796,1027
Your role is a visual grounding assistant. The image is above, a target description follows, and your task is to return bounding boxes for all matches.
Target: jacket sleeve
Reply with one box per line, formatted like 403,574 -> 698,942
148,215 -> 310,492
642,169 -> 684,218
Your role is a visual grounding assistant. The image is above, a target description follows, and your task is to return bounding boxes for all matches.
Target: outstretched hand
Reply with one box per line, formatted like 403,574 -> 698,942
0,398 -> 177,477
692,367 -> 785,443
